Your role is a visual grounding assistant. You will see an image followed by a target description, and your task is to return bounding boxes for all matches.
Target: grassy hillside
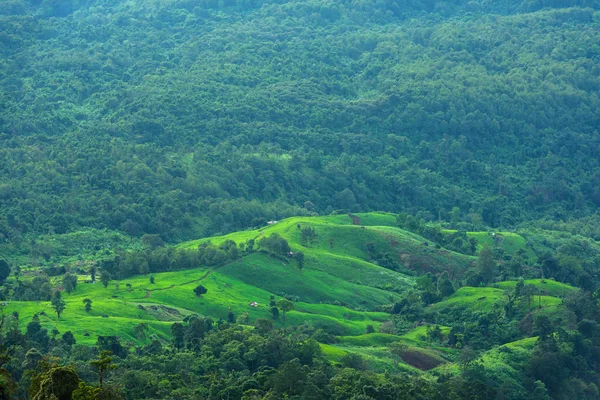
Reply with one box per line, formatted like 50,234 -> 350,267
2,213 -> 479,344
495,279 -> 576,297
3,0 -> 600,395
432,286 -> 564,315
466,231 -> 536,259
3,212 -> 582,383
2,214 -> 424,342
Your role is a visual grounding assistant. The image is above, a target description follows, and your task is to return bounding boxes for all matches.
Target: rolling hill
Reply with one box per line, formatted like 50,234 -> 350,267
5,212 -> 579,376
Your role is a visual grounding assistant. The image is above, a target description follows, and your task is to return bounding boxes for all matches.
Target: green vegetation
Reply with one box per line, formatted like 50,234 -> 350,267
3,214 -> 449,342
495,279 -> 577,297
1,0 -> 600,397
1,213 -> 600,398
0,0 -> 599,258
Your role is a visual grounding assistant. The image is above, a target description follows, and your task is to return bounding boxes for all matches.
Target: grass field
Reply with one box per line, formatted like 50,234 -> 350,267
431,285 -> 567,316
441,229 -> 536,259
7,213 -> 439,344
5,212 -> 573,375
494,279 -> 576,297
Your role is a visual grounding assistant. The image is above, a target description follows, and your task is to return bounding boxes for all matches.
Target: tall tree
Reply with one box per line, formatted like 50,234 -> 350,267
478,244 -> 496,284
51,290 -> 66,320
100,270 -> 111,289
0,259 -> 10,284
295,251 -> 305,272
90,350 -> 115,389
276,299 -> 294,330
83,298 -> 92,312
89,265 -> 97,283
171,323 -> 185,350
63,272 -> 78,294
437,271 -> 455,297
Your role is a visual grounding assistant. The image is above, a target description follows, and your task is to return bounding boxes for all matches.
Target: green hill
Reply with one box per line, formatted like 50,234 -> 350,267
2,0 -> 600,396
3,213 -> 477,343
4,212 -> 594,399
5,213 -> 580,374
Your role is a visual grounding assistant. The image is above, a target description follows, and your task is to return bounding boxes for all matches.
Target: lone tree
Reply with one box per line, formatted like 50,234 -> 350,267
100,270 -> 111,289
90,350 -> 115,389
171,323 -> 185,350
83,298 -> 92,312
295,251 -> 305,272
271,306 -> 279,320
194,284 -> 207,297
134,323 -> 149,344
89,265 -> 97,283
62,272 -> 78,294
0,259 -> 11,284
477,244 -> 496,284
458,346 -> 479,372
51,290 -> 66,320
276,299 -> 294,330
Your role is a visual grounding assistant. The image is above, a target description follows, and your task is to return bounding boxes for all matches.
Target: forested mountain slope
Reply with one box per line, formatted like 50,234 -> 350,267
3,1 -> 600,398
0,0 -> 600,248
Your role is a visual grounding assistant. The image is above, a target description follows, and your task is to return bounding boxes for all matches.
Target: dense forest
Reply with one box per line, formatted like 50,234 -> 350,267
1,0 -> 600,248
1,0 -> 600,399
3,300 -> 600,400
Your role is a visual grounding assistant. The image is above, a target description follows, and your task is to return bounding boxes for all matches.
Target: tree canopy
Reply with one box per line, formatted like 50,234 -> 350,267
0,0 -> 598,256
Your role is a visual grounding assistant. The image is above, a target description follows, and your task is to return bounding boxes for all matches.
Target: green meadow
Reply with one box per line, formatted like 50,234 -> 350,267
9,213 -> 427,343
495,279 -> 576,297
7,213 -> 579,374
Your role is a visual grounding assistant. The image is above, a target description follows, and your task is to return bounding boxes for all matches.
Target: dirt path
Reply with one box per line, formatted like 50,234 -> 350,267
144,270 -> 214,299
